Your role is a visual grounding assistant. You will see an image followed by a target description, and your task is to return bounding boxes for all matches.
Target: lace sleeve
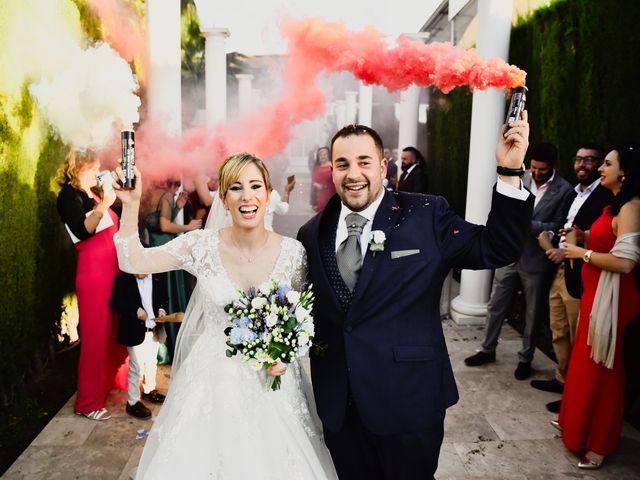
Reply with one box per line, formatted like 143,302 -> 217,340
113,229 -> 209,276
290,241 -> 309,292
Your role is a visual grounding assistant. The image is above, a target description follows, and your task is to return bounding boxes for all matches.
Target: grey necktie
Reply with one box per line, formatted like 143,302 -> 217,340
336,213 -> 368,291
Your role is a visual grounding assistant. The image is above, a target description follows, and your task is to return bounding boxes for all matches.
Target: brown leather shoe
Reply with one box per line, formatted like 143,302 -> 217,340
126,401 -> 152,420
142,390 -> 166,404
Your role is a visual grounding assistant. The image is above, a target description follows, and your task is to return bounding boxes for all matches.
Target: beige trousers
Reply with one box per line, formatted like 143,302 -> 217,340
548,264 -> 581,383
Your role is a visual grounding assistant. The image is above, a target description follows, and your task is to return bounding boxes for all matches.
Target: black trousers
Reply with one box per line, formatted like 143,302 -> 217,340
323,403 -> 444,480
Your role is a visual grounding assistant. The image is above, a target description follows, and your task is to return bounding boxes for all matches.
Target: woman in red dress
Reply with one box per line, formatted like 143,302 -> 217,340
312,147 -> 335,212
56,151 -> 128,420
562,144 -> 640,468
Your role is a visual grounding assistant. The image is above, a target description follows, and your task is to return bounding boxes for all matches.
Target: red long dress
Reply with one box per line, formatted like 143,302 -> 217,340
74,208 -> 128,413
313,164 -> 335,212
558,209 -> 640,455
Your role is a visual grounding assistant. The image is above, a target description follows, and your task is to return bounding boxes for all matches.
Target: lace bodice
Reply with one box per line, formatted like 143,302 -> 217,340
114,229 -> 308,311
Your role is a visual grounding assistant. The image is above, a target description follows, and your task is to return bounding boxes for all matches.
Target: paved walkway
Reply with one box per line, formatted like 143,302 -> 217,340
4,155 -> 639,479
4,320 -> 640,479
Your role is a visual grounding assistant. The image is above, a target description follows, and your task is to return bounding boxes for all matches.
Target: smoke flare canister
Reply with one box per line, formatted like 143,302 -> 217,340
121,129 -> 136,189
505,86 -> 527,128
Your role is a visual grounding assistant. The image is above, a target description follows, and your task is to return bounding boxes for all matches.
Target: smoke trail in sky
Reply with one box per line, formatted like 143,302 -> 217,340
9,5 -> 525,179
144,16 -> 526,181
281,17 -> 526,92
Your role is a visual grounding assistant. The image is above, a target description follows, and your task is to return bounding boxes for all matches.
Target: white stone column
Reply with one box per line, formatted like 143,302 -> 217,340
397,85 -> 420,151
202,27 -> 230,126
146,0 -> 181,134
345,91 -> 358,125
450,0 -> 515,325
358,84 -> 373,127
335,100 -> 347,129
235,74 -> 253,117
251,88 -> 262,108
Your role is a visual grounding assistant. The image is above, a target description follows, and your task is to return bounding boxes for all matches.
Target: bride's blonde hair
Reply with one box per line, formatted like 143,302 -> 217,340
217,153 -> 272,199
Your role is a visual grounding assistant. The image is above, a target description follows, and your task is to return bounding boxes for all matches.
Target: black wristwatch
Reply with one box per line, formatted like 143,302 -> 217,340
496,165 -> 525,177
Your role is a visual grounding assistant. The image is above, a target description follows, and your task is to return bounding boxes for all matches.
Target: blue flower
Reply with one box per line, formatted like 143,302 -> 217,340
229,327 -> 257,345
236,316 -> 250,328
276,285 -> 291,302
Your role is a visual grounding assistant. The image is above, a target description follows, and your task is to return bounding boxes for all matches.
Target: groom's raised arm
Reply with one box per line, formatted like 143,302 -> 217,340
434,109 -> 534,269
433,185 -> 534,270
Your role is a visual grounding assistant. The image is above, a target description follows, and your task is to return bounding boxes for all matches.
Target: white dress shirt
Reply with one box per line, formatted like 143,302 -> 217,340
529,171 -> 556,208
136,275 -> 156,328
335,188 -> 386,263
559,177 -> 602,248
565,177 -> 601,228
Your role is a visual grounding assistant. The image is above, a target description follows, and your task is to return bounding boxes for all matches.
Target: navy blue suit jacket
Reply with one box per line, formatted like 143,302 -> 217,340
298,187 -> 534,436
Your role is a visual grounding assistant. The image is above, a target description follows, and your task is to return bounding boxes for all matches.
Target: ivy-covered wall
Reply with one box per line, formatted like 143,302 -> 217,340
0,0 -> 101,402
426,0 -> 640,209
0,86 -> 73,401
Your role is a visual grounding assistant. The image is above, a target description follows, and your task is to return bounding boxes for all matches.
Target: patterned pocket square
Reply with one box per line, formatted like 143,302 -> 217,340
391,249 -> 420,259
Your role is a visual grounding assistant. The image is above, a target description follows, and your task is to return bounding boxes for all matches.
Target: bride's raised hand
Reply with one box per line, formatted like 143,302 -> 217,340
112,159 -> 142,204
268,361 -> 287,377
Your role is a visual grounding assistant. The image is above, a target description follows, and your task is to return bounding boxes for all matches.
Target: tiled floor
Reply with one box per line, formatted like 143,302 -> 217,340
4,320 -> 640,479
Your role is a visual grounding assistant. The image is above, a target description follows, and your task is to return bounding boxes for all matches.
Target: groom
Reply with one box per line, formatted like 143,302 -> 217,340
297,120 -> 533,479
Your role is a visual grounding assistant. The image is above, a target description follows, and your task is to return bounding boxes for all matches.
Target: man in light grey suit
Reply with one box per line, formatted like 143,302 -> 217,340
465,143 -> 575,380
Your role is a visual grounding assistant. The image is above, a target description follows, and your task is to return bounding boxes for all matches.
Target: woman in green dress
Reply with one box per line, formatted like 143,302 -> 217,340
146,179 -> 202,363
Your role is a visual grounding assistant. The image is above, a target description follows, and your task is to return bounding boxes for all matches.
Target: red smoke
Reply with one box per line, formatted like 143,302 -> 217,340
86,0 -> 147,75
90,14 -> 526,182
281,17 -> 526,93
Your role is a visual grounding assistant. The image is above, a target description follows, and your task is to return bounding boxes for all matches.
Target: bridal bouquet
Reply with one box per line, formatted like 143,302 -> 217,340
224,280 -> 315,391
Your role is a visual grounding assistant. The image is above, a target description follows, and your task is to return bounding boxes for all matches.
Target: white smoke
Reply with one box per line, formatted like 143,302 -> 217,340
29,42 -> 140,150
3,0 -> 140,151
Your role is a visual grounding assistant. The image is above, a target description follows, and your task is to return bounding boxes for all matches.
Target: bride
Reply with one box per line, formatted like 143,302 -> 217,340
112,153 -> 337,479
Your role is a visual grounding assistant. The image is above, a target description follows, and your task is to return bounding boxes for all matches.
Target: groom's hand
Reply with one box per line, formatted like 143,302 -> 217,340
496,110 -> 529,187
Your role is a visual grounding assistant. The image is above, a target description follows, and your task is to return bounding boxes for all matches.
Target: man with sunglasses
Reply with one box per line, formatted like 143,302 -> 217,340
530,144 -> 613,413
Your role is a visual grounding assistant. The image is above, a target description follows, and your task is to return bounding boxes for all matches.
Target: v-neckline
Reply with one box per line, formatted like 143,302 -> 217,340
213,230 -> 286,292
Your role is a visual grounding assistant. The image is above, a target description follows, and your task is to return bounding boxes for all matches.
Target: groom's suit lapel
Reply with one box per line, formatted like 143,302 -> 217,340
350,190 -> 403,310
313,195 -> 346,316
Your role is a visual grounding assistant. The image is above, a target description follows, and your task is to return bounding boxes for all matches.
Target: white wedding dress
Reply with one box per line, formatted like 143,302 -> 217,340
114,226 -> 337,479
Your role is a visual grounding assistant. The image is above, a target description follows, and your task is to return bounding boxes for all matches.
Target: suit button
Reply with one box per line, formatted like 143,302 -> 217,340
344,325 -> 353,332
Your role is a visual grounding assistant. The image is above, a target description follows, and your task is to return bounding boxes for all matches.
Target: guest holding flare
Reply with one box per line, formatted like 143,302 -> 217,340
56,150 -> 128,421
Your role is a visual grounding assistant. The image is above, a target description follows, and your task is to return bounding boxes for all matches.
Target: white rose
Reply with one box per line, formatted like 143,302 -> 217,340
251,297 -> 268,309
265,313 -> 278,328
301,321 -> 315,336
258,282 -> 271,295
295,306 -> 309,323
372,230 -> 386,244
297,331 -> 310,346
286,290 -> 301,304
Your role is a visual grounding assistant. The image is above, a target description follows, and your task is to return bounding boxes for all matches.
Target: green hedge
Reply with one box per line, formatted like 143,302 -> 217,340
0,88 -> 73,401
0,0 -> 100,402
426,0 -> 640,205
424,88 -> 472,216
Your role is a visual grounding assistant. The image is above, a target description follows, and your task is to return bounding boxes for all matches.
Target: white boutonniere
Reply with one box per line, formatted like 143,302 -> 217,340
368,230 -> 386,255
